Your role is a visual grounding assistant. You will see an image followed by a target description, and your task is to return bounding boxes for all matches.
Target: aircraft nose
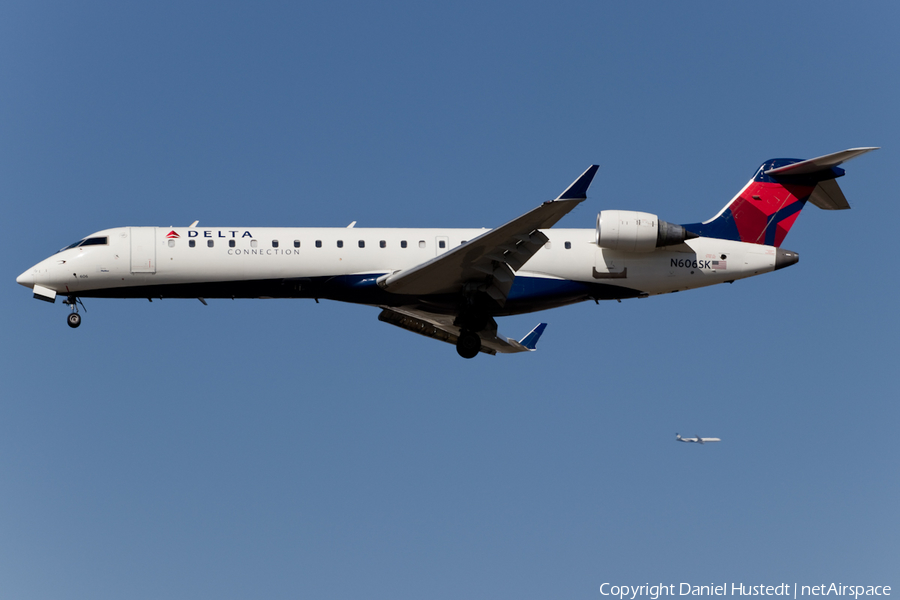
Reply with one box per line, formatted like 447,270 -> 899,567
16,269 -> 33,288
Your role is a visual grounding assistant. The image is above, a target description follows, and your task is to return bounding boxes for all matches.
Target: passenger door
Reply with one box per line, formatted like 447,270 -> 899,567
130,227 -> 157,273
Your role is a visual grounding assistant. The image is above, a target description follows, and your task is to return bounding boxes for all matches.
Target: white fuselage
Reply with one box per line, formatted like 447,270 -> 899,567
19,225 -> 779,314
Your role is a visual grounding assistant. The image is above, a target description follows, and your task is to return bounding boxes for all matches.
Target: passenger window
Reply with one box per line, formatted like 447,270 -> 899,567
565,241 -> 571,249
294,240 -> 300,248
337,240 -> 343,248
358,240 -> 365,248
229,240 -> 235,248
189,240 -> 196,248
439,240 -> 446,249
544,241 -> 551,249
418,240 -> 425,248
379,240 -> 386,248
272,240 -> 279,248
251,239 -> 258,248
168,239 -> 175,248
401,240 -> 407,248
315,240 -> 322,248
208,240 -> 214,248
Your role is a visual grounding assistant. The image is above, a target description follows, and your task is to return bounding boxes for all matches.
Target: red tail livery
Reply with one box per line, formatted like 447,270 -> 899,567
682,148 -> 877,246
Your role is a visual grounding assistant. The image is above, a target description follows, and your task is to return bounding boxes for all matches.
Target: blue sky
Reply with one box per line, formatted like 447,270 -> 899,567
2,2 -> 897,598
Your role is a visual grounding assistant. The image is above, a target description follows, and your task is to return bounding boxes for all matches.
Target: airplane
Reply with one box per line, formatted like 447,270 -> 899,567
676,434 -> 721,444
16,147 -> 877,358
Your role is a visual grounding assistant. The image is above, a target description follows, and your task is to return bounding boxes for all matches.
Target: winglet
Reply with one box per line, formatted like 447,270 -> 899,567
519,323 -> 548,350
556,165 -> 599,200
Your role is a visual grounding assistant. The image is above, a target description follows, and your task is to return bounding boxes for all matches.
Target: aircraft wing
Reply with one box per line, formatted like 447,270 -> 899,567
376,166 -> 599,305
378,307 -> 547,355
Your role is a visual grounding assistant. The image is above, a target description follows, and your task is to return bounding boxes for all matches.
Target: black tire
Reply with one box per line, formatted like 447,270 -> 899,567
456,330 -> 480,359
67,313 -> 82,328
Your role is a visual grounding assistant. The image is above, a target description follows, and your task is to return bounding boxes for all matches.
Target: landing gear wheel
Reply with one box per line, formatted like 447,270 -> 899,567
456,330 -> 481,359
67,313 -> 82,328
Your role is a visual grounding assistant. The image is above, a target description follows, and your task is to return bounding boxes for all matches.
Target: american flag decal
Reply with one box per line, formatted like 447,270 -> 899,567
711,260 -> 727,270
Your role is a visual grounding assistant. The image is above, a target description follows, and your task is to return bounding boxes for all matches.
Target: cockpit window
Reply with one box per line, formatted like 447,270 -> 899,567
57,236 -> 109,253
59,241 -> 82,252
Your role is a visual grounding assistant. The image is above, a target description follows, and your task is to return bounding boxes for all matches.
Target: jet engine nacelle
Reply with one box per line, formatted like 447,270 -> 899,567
595,210 -> 697,252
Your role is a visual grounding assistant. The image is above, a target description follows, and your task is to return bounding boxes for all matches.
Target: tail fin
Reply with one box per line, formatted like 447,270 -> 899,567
682,148 -> 877,246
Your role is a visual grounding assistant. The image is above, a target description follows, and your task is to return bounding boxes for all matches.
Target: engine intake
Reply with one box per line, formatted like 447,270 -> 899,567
595,210 -> 697,252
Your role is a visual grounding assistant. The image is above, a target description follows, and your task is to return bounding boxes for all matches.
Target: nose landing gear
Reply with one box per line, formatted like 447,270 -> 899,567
63,295 -> 85,328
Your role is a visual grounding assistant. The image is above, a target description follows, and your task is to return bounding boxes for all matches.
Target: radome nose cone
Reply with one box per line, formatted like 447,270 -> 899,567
774,248 -> 800,271
16,270 -> 33,288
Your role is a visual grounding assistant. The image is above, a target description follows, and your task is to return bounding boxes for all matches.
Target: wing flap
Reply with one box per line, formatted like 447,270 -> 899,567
377,307 -> 485,351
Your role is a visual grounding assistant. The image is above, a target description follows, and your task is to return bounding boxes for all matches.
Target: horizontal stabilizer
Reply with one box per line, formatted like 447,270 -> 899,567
808,178 -> 851,210
769,147 -> 879,211
765,147 -> 878,178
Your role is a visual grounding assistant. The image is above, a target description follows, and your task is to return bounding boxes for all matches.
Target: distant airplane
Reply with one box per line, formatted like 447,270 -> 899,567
16,147 -> 877,358
676,434 -> 721,444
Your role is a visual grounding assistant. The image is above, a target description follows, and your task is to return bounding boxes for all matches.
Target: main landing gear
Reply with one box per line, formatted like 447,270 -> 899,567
456,330 -> 481,359
63,295 -> 84,328
454,304 -> 489,359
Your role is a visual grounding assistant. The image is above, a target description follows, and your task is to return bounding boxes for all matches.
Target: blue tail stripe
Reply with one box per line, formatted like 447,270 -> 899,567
681,210 -> 741,242
763,200 -> 807,246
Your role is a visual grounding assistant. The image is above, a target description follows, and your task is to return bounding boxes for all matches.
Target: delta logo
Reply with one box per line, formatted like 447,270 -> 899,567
165,230 -> 254,239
